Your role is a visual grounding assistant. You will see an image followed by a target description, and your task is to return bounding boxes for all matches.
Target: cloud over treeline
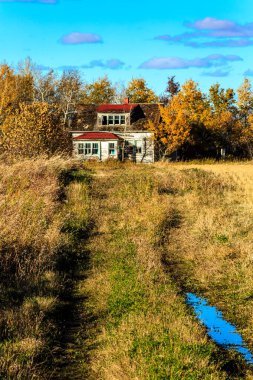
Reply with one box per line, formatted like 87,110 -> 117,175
140,54 -> 242,69
155,17 -> 253,48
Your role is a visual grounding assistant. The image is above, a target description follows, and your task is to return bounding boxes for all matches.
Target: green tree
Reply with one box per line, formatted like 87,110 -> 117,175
237,78 -> 253,156
237,78 -> 253,127
207,83 -> 237,153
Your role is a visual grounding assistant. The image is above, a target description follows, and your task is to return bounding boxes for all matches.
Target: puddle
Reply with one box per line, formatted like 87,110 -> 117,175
186,292 -> 253,364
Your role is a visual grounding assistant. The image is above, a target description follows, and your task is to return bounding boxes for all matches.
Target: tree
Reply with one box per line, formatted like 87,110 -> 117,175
160,76 -> 180,104
33,69 -> 57,104
237,78 -> 253,126
166,76 -> 180,98
0,64 -> 18,125
56,70 -> 82,127
0,62 -> 35,129
113,81 -> 127,104
150,80 -> 210,157
207,83 -> 237,154
126,78 -> 158,103
82,75 -> 116,104
1,102 -> 71,158
16,57 -> 35,104
237,78 -> 253,157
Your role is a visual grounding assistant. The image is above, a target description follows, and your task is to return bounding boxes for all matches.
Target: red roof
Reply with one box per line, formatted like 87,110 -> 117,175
97,104 -> 138,112
73,132 -> 121,140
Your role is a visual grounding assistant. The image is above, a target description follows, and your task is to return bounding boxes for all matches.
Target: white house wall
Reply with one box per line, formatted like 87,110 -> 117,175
71,131 -> 155,163
73,139 -> 119,161
117,131 -> 154,163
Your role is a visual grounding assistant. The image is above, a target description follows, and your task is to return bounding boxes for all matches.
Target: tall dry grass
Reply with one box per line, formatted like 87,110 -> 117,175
2,158 -> 253,378
156,162 -> 253,378
0,156 -> 78,379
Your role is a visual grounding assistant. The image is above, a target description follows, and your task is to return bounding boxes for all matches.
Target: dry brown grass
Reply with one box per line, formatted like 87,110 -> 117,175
0,156 -> 78,379
155,162 -> 253,374
2,158 -> 253,378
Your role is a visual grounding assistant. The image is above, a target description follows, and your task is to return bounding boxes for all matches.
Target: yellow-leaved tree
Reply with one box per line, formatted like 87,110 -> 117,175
0,62 -> 34,127
82,76 -> 116,104
150,80 -> 210,157
126,78 -> 158,103
1,102 -> 71,158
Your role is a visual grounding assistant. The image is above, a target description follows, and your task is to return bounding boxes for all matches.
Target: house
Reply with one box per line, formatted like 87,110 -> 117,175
70,99 -> 161,163
73,131 -> 123,161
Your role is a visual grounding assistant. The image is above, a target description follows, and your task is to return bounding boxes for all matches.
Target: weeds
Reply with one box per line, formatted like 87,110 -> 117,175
0,156 -> 85,379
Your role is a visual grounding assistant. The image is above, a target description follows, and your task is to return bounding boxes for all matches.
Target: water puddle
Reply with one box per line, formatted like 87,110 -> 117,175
186,292 -> 253,364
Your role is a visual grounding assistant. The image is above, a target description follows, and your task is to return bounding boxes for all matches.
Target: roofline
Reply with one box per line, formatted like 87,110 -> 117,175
70,130 -> 154,133
74,138 -> 122,141
75,102 -> 163,105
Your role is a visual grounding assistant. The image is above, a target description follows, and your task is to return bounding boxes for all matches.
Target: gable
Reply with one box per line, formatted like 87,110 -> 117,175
69,103 -> 162,132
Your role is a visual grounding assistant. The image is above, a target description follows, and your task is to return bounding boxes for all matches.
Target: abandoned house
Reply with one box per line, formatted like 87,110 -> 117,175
70,99 -> 161,163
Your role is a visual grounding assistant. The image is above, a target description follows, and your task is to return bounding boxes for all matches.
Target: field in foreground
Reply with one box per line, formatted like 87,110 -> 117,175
2,159 -> 253,379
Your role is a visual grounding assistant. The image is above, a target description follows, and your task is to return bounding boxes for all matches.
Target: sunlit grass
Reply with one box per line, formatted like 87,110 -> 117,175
84,163 -> 229,379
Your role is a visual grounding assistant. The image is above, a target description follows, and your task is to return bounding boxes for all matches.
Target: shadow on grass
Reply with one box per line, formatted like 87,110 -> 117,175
44,170 -> 98,379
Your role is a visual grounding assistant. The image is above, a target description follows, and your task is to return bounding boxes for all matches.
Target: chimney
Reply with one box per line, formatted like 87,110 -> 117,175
124,97 -> 129,104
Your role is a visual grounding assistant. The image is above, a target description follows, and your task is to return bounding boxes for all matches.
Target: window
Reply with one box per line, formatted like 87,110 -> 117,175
109,143 -> 115,155
136,141 -> 142,154
92,143 -> 99,155
98,114 -> 127,125
77,142 -> 99,156
84,143 -> 91,155
78,143 -> 84,154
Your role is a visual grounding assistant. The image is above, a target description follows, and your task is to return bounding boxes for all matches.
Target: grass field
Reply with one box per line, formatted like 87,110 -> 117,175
2,159 -> 253,379
0,157 -> 90,379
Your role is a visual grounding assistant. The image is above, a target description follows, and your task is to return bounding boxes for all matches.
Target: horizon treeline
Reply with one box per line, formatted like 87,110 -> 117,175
1,59 -> 253,159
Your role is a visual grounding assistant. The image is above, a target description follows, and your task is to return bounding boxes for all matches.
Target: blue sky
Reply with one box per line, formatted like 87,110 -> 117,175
0,0 -> 253,94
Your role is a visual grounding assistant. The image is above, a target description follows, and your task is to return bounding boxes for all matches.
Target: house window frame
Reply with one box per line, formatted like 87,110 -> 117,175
84,142 -> 91,155
98,113 -> 129,126
92,142 -> 99,155
135,140 -> 142,154
109,142 -> 116,155
80,142 -> 100,156
78,143 -> 84,154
